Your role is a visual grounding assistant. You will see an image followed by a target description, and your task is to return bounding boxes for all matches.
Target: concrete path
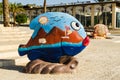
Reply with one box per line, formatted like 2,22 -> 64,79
0,24 -> 120,80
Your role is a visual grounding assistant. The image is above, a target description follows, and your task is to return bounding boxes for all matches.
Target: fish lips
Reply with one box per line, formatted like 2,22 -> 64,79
82,36 -> 90,46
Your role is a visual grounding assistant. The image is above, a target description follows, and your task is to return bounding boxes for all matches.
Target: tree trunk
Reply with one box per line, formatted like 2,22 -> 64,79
3,0 -> 10,27
13,12 -> 16,26
43,0 -> 46,13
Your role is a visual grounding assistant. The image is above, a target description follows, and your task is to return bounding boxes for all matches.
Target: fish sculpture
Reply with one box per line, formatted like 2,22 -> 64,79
18,12 -> 89,74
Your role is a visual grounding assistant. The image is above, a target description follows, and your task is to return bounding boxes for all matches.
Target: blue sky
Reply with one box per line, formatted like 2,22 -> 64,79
0,0 -> 96,5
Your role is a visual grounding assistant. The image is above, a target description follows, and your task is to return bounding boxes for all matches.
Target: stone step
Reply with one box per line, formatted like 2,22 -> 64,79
0,40 -> 27,45
0,51 -> 30,67
0,32 -> 31,36
0,35 -> 31,39
0,27 -> 32,42
0,57 -> 30,67
0,51 -> 19,59
109,29 -> 120,34
0,36 -> 29,52
0,27 -> 33,35
0,37 -> 30,42
0,44 -> 18,52
0,42 -> 27,53
0,26 -> 30,31
0,27 -> 20,31
0,31 -> 32,35
0,38 -> 30,52
0,59 -> 15,67
15,56 -> 30,65
0,52 -> 29,67
0,26 -> 31,67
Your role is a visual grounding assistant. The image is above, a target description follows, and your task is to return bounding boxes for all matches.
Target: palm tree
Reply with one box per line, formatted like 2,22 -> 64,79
0,3 -> 3,15
9,3 -> 25,26
0,3 -> 3,22
3,0 -> 10,27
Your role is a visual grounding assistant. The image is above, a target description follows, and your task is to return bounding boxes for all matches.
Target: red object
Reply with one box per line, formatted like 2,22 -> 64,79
65,26 -> 70,30
83,36 -> 90,46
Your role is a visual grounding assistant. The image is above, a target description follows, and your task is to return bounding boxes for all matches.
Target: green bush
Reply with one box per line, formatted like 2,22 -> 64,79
16,14 -> 27,24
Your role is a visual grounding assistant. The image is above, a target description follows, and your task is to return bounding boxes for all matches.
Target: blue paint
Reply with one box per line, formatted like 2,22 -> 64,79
18,12 -> 89,63
29,12 -> 86,39
18,42 -> 85,62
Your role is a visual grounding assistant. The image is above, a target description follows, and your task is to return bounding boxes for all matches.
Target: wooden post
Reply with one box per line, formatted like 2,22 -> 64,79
72,6 -> 76,17
112,3 -> 116,29
91,5 -> 94,27
43,0 -> 46,13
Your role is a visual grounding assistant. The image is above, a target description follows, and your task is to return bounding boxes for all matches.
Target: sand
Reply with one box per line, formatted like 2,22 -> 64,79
0,24 -> 120,80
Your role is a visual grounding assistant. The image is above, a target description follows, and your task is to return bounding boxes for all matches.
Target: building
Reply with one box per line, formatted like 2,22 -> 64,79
24,1 -> 120,29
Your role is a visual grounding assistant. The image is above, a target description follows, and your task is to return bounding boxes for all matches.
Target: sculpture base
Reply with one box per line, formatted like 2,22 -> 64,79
23,56 -> 78,74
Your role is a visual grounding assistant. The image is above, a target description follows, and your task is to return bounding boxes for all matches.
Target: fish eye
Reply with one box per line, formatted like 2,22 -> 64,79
71,21 -> 81,31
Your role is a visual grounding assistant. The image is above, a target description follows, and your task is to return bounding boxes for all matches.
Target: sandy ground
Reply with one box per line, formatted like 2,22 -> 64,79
0,37 -> 120,80
0,25 -> 120,80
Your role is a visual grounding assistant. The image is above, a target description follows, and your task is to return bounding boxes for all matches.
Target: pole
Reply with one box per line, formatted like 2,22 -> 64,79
43,0 -> 46,13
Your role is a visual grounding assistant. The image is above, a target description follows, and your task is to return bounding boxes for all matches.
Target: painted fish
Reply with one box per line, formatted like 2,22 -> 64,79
18,12 -> 89,63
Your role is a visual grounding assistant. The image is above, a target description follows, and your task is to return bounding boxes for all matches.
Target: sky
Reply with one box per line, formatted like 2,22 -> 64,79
0,0 -> 96,5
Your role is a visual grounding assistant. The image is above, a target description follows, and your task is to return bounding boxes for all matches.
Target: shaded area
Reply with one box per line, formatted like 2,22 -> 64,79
0,59 -> 24,73
24,56 -> 78,74
0,65 -> 24,73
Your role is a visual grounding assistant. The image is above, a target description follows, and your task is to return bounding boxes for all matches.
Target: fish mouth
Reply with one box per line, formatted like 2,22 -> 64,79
82,36 -> 90,46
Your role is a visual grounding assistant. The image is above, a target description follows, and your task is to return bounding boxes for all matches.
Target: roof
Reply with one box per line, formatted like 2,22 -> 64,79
24,1 -> 120,10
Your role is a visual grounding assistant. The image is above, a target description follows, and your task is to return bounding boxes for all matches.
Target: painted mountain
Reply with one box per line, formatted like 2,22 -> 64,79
21,27 -> 83,48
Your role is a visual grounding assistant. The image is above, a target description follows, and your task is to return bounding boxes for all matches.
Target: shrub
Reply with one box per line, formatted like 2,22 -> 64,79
16,13 -> 27,25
